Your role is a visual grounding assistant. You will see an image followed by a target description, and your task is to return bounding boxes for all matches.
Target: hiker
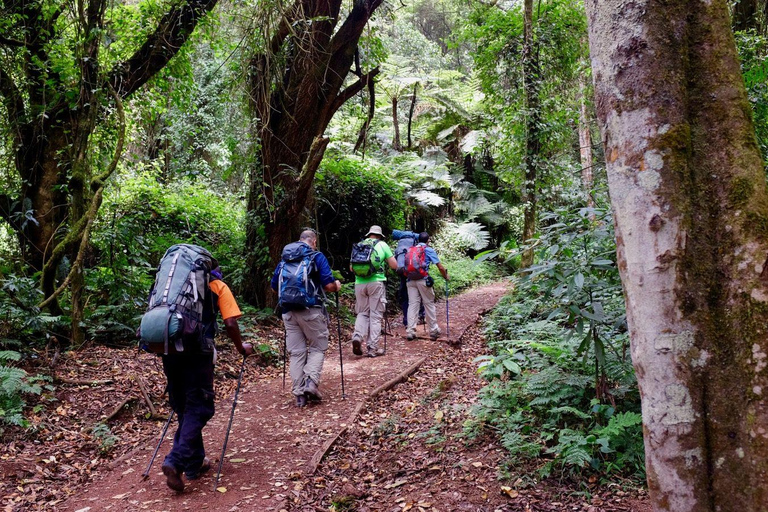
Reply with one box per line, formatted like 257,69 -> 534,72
349,225 -> 398,357
138,244 -> 253,493
404,232 -> 449,341
392,229 -> 425,326
271,229 -> 341,408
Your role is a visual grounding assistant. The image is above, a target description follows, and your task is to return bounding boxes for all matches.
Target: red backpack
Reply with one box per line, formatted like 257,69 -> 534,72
404,245 -> 429,280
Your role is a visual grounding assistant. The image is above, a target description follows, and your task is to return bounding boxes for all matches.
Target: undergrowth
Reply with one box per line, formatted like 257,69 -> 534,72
468,207 -> 645,483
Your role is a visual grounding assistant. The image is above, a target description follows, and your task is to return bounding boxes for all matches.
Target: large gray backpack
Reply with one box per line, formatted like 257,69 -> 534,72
138,244 -> 217,354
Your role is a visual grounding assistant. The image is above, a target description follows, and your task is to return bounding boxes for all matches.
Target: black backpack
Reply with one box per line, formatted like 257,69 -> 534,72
350,239 -> 382,277
276,242 -> 323,311
138,244 -> 217,354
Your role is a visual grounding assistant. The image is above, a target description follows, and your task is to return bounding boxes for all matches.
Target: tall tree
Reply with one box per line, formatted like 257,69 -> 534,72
520,0 -> 540,268
0,0 -> 219,320
586,0 -> 768,508
244,0 -> 382,306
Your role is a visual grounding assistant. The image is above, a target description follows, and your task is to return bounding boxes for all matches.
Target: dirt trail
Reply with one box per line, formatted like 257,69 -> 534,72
58,282 -> 510,512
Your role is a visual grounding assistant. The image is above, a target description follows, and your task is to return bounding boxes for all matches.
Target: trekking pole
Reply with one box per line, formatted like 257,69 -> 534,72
141,410 -> 174,480
335,292 -> 346,399
214,354 -> 247,491
445,279 -> 450,341
282,328 -> 287,391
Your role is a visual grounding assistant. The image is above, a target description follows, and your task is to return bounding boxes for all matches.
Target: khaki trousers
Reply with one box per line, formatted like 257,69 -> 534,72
353,281 -> 386,351
282,308 -> 329,397
406,279 -> 439,338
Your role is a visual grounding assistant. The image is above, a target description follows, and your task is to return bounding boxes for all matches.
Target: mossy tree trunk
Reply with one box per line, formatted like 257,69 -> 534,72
586,0 -> 768,509
244,0 -> 381,307
520,0 -> 541,268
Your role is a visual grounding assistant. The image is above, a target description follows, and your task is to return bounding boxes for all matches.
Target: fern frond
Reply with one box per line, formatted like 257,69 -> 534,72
0,351 -> 22,363
410,190 -> 445,207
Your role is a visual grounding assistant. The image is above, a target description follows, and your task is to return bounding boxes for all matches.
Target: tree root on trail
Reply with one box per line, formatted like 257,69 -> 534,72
54,376 -> 114,386
105,397 -> 135,422
306,356 -> 428,476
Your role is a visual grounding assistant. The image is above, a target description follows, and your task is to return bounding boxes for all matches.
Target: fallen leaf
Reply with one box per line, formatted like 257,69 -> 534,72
500,486 -> 519,498
217,486 -> 227,493
229,458 -> 246,463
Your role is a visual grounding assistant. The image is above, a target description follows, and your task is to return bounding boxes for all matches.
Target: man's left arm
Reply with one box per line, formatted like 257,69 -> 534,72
315,254 -> 342,292
426,247 -> 449,281
210,280 -> 254,356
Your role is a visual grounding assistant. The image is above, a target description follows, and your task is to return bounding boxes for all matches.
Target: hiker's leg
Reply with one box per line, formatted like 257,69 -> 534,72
406,280 -> 420,337
352,284 -> 370,344
418,280 -> 439,336
296,308 -> 330,386
164,353 -> 215,474
367,282 -> 386,350
398,276 -> 409,325
284,312 -> 309,396
162,354 -> 187,469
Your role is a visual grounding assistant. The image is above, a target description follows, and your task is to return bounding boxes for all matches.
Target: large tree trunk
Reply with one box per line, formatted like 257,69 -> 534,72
407,83 -> 417,149
244,0 -> 381,307
578,76 -> 595,210
586,0 -> 768,509
520,0 -> 540,268
392,96 -> 402,151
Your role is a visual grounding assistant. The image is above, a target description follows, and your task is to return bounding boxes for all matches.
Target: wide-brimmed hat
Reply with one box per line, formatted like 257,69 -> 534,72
366,225 -> 384,237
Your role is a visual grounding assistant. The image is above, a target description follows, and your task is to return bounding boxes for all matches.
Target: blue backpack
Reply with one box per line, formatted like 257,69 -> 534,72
277,242 -> 323,311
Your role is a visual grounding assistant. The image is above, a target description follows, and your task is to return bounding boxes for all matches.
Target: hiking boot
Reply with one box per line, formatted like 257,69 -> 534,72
186,458 -> 211,480
367,347 -> 385,358
304,379 -> 322,401
352,338 -> 363,356
406,334 -> 415,341
430,330 -> 441,341
296,395 -> 308,408
162,462 -> 184,492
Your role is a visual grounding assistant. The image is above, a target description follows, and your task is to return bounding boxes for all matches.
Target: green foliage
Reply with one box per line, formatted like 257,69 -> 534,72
459,0 -> 589,212
0,275 -> 67,346
92,423 -> 119,455
469,208 -> 644,481
0,351 -> 50,428
315,151 -> 408,272
83,172 -> 246,342
427,240 -> 501,293
736,30 -> 768,170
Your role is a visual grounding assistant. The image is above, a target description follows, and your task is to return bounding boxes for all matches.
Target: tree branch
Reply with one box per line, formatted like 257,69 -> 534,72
290,136 -> 330,218
354,76 -> 377,154
333,67 -> 379,113
330,0 -> 384,56
108,0 -> 219,99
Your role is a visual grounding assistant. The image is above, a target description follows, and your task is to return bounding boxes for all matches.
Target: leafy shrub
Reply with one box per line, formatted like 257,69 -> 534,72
0,275 -> 67,347
0,350 -> 50,428
469,208 -> 644,481
315,152 -> 408,273
84,172 -> 246,343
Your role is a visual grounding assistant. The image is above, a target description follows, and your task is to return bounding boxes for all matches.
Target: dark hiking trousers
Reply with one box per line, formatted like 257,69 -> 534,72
162,352 -> 215,477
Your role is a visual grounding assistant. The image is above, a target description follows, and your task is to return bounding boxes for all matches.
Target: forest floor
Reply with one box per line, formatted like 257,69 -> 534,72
1,282 -> 650,512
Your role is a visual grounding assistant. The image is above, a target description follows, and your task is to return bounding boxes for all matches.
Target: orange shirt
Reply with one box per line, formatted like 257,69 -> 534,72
209,280 -> 242,320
